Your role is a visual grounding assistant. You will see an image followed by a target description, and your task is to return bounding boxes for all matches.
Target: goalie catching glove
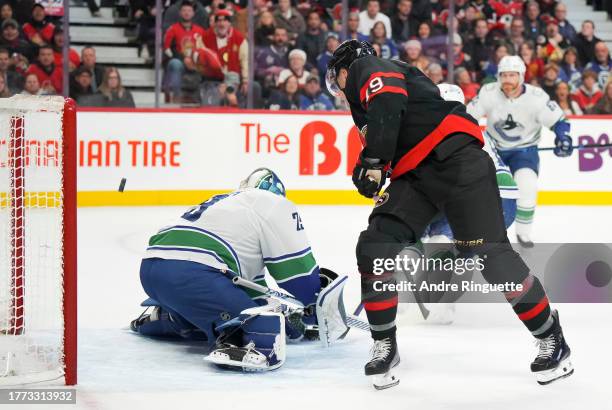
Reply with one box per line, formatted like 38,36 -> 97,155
286,267 -> 340,341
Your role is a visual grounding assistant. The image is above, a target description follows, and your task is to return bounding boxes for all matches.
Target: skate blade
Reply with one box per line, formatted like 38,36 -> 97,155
204,354 -> 270,372
372,370 -> 400,390
535,356 -> 574,385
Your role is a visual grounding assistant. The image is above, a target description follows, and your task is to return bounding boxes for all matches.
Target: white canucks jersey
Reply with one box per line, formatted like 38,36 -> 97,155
467,83 -> 564,150
482,133 -> 520,199
145,189 -> 317,290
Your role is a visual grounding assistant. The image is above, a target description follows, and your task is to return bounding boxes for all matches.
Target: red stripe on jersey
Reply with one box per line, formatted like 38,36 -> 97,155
359,72 -> 406,103
364,296 -> 398,311
518,297 -> 549,321
365,86 -> 408,104
390,114 -> 484,179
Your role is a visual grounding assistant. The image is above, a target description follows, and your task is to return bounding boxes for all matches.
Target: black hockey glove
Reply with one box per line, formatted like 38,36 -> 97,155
352,156 -> 388,198
286,303 -> 318,341
319,267 -> 339,288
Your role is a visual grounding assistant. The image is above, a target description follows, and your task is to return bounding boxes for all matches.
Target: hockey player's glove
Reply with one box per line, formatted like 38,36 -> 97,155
286,303 -> 318,341
352,155 -> 387,198
553,121 -> 573,157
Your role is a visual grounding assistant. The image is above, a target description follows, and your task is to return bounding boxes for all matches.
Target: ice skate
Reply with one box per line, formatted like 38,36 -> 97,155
205,341 -> 280,372
531,310 -> 574,385
365,337 -> 400,390
517,234 -> 534,248
130,306 -> 160,332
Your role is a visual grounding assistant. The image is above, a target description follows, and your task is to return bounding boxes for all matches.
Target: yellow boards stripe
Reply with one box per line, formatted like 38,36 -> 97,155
0,192 -> 62,208
1,190 -> 612,207
537,191 -> 612,205
76,190 -> 612,206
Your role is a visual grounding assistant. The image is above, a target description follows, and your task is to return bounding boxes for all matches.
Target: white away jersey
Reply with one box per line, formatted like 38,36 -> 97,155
467,83 -> 564,149
145,189 -> 317,288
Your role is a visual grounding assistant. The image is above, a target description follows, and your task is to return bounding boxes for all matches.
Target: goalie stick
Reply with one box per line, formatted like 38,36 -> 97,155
352,251 -> 432,321
231,276 -> 303,310
230,275 -> 369,332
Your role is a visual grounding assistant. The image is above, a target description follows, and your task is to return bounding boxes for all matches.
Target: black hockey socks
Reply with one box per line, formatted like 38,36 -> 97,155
504,274 -> 554,339
356,215 -> 417,341
362,271 -> 398,340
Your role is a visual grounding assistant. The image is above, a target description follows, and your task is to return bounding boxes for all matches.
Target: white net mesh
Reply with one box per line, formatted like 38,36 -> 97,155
0,96 -> 67,385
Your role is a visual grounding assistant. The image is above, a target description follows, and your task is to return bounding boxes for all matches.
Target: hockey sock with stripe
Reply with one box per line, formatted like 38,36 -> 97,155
362,272 -> 398,340
504,274 -> 554,338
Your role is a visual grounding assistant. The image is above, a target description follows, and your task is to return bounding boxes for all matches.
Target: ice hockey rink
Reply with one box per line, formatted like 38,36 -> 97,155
36,203 -> 607,410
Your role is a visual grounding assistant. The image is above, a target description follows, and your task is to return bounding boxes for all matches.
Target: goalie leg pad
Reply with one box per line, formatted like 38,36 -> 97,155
316,275 -> 350,347
205,303 -> 286,371
139,258 -> 264,347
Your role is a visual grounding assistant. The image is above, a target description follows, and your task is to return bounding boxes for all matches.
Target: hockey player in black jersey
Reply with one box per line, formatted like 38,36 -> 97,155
326,40 -> 573,389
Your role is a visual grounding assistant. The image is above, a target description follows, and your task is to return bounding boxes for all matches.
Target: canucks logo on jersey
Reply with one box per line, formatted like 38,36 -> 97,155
493,114 -> 526,142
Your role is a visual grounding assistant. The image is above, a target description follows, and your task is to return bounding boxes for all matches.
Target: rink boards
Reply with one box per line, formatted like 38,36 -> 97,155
72,108 -> 612,206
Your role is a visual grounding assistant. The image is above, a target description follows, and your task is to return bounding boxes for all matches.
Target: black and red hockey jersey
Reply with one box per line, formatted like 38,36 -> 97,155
343,55 -> 483,179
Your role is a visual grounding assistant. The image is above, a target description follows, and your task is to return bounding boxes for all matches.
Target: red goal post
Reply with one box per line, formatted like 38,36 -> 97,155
0,95 -> 77,386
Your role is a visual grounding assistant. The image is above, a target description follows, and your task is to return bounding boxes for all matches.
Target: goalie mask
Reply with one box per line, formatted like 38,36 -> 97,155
239,168 -> 286,197
326,39 -> 376,96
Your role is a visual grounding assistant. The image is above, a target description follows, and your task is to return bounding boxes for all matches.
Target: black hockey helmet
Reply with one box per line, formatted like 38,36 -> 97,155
325,39 -> 376,96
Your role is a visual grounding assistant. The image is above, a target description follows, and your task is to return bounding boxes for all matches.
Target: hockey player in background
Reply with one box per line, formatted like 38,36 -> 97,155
130,168 -> 325,371
467,55 -> 573,248
326,40 -> 573,389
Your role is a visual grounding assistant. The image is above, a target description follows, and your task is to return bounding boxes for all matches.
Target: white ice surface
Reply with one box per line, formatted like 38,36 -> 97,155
11,205 -> 612,409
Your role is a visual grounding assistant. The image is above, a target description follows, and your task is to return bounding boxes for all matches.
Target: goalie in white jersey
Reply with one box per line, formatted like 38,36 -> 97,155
467,56 -> 573,247
130,168 -> 326,371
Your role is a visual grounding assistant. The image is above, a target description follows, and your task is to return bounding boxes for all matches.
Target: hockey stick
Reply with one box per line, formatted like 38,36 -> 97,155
538,142 -> 612,152
231,276 -> 370,331
353,276 -> 430,321
231,276 -> 303,309
354,303 -> 364,316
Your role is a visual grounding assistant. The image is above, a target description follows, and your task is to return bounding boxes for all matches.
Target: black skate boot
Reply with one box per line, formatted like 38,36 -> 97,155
531,310 -> 574,385
130,306 -> 160,332
517,234 -> 535,248
365,337 -> 400,390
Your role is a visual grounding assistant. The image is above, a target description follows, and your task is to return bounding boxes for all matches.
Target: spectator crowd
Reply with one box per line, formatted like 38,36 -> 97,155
156,0 -> 612,114
2,0 -> 612,114
0,0 -> 134,106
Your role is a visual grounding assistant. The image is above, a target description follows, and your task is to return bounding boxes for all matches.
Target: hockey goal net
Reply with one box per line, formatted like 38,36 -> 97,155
0,95 -> 76,386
